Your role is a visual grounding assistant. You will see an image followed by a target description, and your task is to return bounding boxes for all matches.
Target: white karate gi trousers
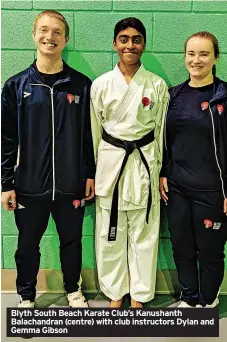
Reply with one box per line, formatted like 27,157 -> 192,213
95,197 -> 160,302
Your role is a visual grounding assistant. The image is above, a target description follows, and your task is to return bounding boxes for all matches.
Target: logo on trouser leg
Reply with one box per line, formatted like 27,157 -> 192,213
213,222 -> 221,230
17,203 -> 25,209
73,200 -> 80,208
204,219 -> 213,228
204,219 -> 222,230
72,199 -> 85,209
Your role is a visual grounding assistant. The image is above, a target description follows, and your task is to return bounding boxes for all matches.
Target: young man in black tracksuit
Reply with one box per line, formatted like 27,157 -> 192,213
160,32 -> 227,308
1,10 -> 95,308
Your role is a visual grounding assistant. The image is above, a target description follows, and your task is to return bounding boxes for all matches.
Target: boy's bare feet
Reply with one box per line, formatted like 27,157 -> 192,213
109,299 -> 123,308
131,299 -> 143,308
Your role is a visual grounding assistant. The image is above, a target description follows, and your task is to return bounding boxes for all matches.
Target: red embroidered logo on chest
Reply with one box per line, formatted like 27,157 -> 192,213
201,102 -> 209,111
142,97 -> 150,107
67,94 -> 75,104
217,104 -> 224,115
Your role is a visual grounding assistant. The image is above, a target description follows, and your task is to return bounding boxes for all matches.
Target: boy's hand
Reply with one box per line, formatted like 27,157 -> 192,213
159,177 -> 169,202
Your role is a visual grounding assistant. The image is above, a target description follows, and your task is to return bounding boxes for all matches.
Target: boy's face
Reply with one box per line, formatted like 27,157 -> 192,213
33,15 -> 68,58
113,27 -> 145,65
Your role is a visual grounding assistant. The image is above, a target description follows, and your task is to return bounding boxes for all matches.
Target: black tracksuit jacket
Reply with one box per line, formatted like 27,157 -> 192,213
1,61 -> 95,199
161,77 -> 227,199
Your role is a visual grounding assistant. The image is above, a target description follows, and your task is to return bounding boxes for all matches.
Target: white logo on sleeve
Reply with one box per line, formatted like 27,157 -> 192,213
23,91 -> 31,98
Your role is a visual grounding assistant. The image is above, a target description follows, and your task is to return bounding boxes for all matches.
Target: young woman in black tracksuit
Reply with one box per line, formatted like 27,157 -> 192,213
160,32 -> 227,308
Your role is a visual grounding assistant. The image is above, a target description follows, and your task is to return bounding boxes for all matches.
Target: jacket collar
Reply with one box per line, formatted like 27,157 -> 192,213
28,60 -> 71,85
169,77 -> 227,105
210,77 -> 227,103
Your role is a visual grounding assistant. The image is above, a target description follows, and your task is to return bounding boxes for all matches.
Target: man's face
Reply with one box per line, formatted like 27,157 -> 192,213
113,27 -> 145,65
33,15 -> 68,58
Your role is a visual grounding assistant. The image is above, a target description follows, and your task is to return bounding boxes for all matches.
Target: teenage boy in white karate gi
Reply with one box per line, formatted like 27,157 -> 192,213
91,17 -> 169,308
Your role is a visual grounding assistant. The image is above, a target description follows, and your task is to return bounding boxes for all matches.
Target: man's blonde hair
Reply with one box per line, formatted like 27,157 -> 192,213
33,10 -> 69,38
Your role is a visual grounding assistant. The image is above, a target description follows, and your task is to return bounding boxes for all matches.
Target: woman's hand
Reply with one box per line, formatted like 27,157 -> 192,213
1,190 -> 17,211
159,177 -> 169,202
224,198 -> 227,215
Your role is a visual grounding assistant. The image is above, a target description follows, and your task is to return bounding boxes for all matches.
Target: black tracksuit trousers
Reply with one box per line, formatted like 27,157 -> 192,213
14,194 -> 85,301
166,180 -> 227,307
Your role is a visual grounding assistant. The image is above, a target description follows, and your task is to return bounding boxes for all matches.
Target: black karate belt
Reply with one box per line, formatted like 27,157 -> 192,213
102,129 -> 155,242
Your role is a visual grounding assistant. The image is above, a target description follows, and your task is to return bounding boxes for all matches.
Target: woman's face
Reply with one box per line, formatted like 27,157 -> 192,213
185,37 -> 217,81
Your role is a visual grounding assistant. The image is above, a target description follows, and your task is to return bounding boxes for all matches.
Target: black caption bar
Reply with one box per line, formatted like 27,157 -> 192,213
7,308 -> 219,337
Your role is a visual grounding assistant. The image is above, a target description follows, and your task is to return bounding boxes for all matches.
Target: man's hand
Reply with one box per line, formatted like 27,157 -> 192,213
159,177 -> 169,202
85,179 -> 95,201
224,198 -> 227,216
1,190 -> 17,211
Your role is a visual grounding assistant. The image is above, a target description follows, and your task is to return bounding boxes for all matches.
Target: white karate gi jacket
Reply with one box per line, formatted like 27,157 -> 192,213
91,64 -> 169,210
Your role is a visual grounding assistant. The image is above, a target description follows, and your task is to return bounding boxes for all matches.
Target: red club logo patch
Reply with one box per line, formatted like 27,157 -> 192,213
73,199 -> 80,208
204,219 -> 213,228
142,97 -> 150,107
217,104 -> 224,115
67,93 -> 75,104
201,102 -> 209,111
